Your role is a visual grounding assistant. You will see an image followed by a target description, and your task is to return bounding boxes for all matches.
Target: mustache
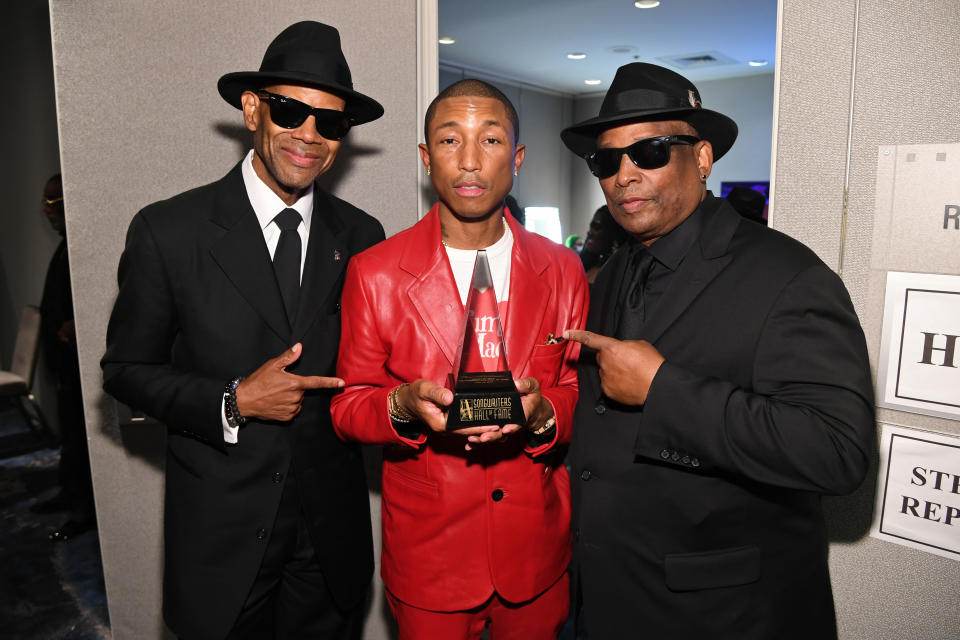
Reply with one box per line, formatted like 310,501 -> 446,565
452,173 -> 489,189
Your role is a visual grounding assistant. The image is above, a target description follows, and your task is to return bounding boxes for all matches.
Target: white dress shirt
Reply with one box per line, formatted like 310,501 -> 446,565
222,150 -> 315,443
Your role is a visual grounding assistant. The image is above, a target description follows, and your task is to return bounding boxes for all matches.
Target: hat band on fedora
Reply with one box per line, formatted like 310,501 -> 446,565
607,89 -> 698,115
261,51 -> 353,88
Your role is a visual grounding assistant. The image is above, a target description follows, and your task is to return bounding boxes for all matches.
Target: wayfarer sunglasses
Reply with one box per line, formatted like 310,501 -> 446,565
256,91 -> 353,140
586,135 -> 700,178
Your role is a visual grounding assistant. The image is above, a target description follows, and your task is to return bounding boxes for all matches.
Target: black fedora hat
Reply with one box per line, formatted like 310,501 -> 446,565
561,63 -> 737,160
218,21 -> 384,125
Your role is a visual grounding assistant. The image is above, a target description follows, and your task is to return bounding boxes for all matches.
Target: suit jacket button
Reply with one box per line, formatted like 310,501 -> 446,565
335,302 -> 341,311
272,472 -> 283,483
491,489 -> 504,502
594,402 -> 607,415
256,527 -> 267,540
691,458 -> 701,467
671,451 -> 681,462
681,456 -> 690,465
574,528 -> 581,542
580,469 -> 592,481
660,449 -> 671,460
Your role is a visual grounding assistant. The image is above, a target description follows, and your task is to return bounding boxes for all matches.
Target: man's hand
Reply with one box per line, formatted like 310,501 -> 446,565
564,330 -> 665,406
395,380 -> 500,442
465,377 -> 554,447
236,343 -> 344,422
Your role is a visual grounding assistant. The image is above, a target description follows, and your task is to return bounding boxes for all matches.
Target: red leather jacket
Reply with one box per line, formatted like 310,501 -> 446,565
331,205 -> 588,610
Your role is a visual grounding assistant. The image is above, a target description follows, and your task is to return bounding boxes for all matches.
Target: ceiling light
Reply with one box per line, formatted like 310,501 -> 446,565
748,59 -> 769,67
584,79 -> 602,86
634,1 -> 660,8
567,52 -> 587,60
438,37 -> 456,45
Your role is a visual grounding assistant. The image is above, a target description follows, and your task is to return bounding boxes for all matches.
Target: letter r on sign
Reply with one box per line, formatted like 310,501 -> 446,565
945,205 -> 960,230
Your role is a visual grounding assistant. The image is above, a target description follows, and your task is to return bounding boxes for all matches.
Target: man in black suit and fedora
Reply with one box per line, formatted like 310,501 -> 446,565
101,21 -> 385,639
561,63 -> 875,639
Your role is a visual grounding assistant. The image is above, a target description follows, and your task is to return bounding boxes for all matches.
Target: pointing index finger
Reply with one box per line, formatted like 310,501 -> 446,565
563,329 -> 620,351
296,375 -> 346,389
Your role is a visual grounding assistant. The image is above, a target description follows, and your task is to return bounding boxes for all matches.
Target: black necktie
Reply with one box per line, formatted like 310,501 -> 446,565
616,246 -> 655,340
273,208 -> 302,326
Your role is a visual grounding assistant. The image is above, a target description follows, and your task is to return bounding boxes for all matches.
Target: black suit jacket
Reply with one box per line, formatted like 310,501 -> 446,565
569,196 -> 874,640
101,163 -> 384,639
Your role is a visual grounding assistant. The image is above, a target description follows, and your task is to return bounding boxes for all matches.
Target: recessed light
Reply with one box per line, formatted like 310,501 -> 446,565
748,59 -> 769,67
567,52 -> 587,60
584,79 -> 602,86
635,1 -> 660,8
438,37 -> 456,45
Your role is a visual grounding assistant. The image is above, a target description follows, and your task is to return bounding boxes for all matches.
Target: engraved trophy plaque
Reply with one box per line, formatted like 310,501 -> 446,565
447,250 -> 526,429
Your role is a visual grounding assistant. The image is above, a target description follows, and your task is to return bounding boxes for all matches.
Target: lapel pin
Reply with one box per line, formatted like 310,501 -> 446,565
333,249 -> 342,262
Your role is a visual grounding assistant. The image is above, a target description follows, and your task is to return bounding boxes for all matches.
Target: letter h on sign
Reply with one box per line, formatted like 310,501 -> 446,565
918,332 -> 959,368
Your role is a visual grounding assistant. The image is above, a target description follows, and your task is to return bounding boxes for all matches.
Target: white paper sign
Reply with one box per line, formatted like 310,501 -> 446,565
872,143 -> 960,274
877,271 -> 960,421
871,424 -> 960,561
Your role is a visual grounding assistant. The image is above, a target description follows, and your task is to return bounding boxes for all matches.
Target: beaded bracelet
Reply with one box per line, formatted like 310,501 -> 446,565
224,376 -> 246,429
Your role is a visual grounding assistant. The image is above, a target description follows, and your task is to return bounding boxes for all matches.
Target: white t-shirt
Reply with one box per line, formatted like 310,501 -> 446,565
445,224 -> 514,371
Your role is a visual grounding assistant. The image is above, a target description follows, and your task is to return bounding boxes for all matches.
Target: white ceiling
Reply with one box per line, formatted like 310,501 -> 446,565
438,0 -> 779,95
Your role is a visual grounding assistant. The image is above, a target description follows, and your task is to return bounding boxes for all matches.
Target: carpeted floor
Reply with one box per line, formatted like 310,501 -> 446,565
0,400 -> 110,639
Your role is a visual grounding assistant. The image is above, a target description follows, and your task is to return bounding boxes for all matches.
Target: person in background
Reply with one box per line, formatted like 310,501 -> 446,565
579,205 -> 628,284
726,185 -> 767,225
505,193 -> 525,226
564,234 -> 583,252
31,173 -> 97,543
561,62 -> 874,640
332,79 -> 588,640
100,22 -> 385,639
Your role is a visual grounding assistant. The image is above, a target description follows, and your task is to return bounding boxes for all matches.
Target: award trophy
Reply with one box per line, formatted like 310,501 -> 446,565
447,250 -> 526,429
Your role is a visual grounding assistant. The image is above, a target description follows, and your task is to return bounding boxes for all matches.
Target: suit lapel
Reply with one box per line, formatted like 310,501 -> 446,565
504,216 -> 550,376
208,164 -> 290,343
292,189 -> 345,339
402,207 -> 463,367
641,200 -> 740,344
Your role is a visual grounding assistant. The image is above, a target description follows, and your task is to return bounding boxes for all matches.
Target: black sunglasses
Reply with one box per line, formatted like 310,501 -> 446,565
586,135 -> 700,178
256,91 -> 353,140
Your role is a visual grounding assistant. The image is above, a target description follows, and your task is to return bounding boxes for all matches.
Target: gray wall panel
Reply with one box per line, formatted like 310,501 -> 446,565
50,1 -> 418,637
772,0 -> 857,269
777,1 -> 960,638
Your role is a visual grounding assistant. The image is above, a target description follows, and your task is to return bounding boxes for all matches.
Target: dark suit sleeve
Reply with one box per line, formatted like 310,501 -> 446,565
636,264 -> 875,495
101,213 -> 225,448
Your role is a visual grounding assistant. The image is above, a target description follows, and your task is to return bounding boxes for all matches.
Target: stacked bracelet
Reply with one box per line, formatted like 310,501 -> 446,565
531,416 -> 556,436
388,384 -> 415,423
224,376 -> 246,429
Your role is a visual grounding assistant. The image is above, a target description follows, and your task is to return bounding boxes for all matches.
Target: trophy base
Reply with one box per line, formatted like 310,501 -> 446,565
446,371 -> 526,429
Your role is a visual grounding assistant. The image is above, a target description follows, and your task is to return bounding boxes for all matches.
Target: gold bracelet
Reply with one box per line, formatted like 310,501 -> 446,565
388,384 -> 415,423
531,416 -> 556,436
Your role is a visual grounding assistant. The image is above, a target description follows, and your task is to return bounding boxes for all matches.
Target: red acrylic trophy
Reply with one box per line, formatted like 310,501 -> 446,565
447,250 -> 525,429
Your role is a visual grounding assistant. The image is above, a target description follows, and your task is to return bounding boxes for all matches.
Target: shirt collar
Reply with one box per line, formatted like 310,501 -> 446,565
241,149 -> 314,231
643,191 -> 717,271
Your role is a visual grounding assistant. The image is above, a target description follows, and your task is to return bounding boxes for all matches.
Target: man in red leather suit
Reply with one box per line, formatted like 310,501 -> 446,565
331,80 -> 588,639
